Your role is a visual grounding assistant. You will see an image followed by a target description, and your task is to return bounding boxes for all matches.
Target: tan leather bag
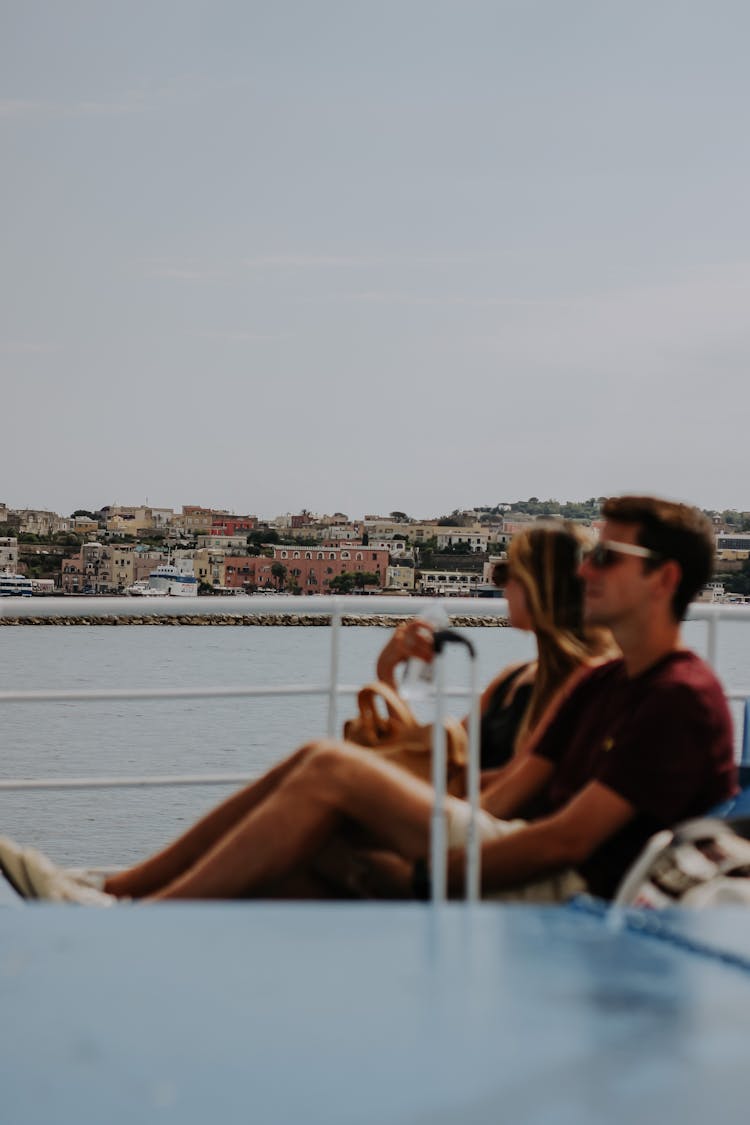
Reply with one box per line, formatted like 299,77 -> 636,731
343,681 -> 468,796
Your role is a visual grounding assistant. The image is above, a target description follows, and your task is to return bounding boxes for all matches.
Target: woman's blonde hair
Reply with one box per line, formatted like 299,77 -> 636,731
505,522 -> 606,744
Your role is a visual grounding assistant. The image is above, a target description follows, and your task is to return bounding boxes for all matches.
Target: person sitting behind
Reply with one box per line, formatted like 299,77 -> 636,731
375,521 -> 616,778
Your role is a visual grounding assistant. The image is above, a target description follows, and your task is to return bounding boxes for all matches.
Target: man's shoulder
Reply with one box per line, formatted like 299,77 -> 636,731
635,649 -> 731,730
569,658 -> 627,696
644,649 -> 724,698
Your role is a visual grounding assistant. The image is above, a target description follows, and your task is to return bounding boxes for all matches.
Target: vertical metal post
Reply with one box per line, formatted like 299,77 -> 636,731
742,701 -> 750,768
465,657 -> 481,902
326,602 -> 342,738
706,612 -> 718,671
430,650 -> 447,903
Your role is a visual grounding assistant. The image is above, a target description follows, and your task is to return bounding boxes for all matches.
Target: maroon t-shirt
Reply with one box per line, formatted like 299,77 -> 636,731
532,650 -> 737,899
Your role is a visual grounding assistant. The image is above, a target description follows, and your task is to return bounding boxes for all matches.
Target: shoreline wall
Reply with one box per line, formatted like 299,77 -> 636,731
0,614 -> 509,628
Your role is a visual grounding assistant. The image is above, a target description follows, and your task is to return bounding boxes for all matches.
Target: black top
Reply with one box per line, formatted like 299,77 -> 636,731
480,665 -> 533,770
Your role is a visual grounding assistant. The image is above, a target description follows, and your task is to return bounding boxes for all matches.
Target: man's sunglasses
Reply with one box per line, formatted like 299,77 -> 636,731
582,540 -> 663,571
492,540 -> 662,585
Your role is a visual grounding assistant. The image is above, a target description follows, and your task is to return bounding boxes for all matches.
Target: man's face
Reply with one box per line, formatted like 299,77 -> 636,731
578,520 -> 656,628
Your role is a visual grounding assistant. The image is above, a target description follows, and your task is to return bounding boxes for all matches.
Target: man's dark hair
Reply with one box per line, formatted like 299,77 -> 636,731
601,496 -> 714,621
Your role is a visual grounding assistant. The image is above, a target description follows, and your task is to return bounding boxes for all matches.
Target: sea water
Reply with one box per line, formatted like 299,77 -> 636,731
0,619 -> 746,866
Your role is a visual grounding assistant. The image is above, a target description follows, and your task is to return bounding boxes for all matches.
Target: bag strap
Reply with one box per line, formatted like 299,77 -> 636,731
357,682 -> 420,734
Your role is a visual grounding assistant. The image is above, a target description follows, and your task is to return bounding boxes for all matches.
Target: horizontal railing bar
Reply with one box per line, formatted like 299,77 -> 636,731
0,680 -> 745,706
0,774 -> 258,792
1,593 -> 747,621
0,684 -> 353,704
0,683 -> 473,704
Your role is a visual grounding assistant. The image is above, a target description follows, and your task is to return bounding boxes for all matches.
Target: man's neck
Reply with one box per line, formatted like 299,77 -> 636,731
613,620 -> 683,679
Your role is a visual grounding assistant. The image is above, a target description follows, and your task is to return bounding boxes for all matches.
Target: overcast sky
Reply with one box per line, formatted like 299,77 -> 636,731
3,1 -> 750,520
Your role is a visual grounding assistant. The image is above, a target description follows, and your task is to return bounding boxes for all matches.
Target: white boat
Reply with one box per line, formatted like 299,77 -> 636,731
123,580 -> 162,597
148,559 -> 199,597
0,572 -> 33,597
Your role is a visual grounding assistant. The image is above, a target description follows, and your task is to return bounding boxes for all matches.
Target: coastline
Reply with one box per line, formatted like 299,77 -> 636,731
0,612 -> 510,627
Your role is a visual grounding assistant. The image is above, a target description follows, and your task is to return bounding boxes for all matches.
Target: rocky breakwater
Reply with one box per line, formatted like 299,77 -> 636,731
0,613 -> 510,627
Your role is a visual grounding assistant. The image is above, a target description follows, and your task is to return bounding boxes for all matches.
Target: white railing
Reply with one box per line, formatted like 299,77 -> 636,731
2,595 -> 750,902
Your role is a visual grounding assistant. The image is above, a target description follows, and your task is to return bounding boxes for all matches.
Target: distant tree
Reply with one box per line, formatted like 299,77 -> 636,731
718,557 -> 750,596
271,562 -> 287,591
70,509 -> 98,520
389,511 -> 409,522
328,570 -> 380,594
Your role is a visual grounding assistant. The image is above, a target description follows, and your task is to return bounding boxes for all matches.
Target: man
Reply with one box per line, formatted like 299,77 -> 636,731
444,495 -> 737,899
107,496 -> 736,902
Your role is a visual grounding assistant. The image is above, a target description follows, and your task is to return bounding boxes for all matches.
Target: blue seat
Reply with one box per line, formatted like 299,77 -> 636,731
710,780 -> 750,820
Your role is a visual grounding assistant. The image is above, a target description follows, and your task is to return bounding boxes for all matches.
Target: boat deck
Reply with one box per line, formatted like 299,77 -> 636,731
3,899 -> 750,1125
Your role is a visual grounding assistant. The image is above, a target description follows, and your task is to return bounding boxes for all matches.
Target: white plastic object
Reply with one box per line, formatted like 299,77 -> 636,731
400,603 -> 450,701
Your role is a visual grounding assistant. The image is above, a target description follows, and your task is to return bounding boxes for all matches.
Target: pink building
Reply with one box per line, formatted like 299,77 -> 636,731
218,545 -> 391,593
238,545 -> 390,592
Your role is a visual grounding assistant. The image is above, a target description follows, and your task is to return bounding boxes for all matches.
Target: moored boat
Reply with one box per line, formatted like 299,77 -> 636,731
148,559 -> 199,597
0,572 -> 33,597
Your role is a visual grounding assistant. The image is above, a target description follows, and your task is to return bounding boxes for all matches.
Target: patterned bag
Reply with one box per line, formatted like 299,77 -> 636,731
343,681 -> 468,796
613,817 -> 750,909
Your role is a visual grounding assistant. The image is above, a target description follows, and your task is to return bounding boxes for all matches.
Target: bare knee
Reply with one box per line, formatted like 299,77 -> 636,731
286,741 -> 361,799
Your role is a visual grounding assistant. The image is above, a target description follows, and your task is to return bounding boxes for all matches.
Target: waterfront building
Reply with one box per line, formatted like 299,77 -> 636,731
697,581 -> 726,602
195,534 -> 248,552
61,542 -> 108,594
209,515 -> 256,536
69,516 -> 100,537
266,544 -> 390,592
61,541 -> 138,593
369,539 -> 414,559
105,506 -> 175,536
192,547 -> 230,587
221,556 -> 257,590
172,506 -> 230,535
0,536 -> 19,571
132,547 -> 168,585
416,569 -> 484,596
435,525 -> 489,552
716,533 -> 750,552
16,509 -> 68,537
385,564 -> 415,592
363,519 -> 445,544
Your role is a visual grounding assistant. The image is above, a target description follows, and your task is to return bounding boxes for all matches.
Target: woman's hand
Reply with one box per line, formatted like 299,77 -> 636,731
376,618 -> 436,689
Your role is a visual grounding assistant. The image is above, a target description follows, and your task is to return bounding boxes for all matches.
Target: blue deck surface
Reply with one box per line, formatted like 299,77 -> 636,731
2,901 -> 750,1125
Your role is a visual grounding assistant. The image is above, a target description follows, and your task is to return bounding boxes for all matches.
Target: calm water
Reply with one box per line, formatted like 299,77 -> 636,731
0,619 -> 747,866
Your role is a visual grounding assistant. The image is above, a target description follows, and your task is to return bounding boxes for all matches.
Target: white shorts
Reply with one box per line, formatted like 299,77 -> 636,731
443,797 -> 587,904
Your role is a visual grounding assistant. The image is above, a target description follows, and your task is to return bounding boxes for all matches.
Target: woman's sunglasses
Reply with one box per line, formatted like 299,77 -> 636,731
582,540 -> 663,571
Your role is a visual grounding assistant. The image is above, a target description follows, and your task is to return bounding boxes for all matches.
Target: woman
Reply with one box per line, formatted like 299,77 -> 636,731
103,522 -> 613,901
377,522 -> 612,774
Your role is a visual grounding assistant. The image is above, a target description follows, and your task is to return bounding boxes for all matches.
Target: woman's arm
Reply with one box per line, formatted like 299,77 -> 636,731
376,618 -> 436,690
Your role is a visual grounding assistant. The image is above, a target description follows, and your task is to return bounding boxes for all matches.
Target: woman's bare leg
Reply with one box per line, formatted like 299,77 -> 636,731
148,742 -> 437,901
105,745 -> 314,897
